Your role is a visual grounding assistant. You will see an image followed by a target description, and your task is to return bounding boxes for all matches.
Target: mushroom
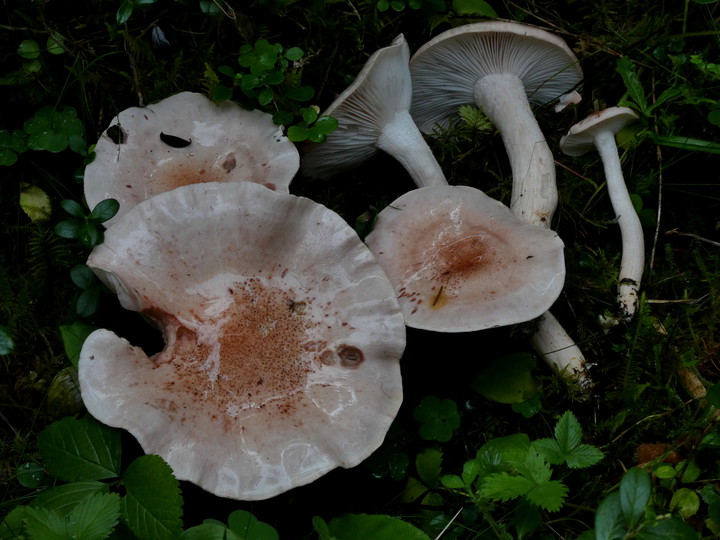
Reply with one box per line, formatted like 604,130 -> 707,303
84,91 -> 299,227
301,34 -> 446,188
364,185 -> 565,332
410,22 -> 591,385
560,106 -> 643,322
78,181 -> 406,500
409,20 -> 583,226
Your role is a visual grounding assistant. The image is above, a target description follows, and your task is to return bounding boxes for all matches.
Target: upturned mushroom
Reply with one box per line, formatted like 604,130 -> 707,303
409,20 -> 583,226
560,106 -> 643,322
84,91 -> 299,227
301,34 -> 446,187
79,181 -> 406,501
364,185 -> 565,332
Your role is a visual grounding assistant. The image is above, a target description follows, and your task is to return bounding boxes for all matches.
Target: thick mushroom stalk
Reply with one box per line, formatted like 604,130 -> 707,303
301,34 -> 446,188
561,107 -> 643,323
474,72 -> 557,227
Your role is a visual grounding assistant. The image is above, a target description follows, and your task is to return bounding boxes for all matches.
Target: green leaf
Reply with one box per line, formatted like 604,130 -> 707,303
669,487 -> 700,519
534,411 -> 604,469
272,110 -> 294,126
287,124 -> 309,142
88,198 -> 120,223
646,132 -> 720,154
65,492 -> 121,540
481,472 -> 534,501
78,222 -> 102,247
284,47 -> 303,61
55,220 -> 81,239
472,353 -> 540,404
440,474 -> 465,489
23,506 -> 67,540
616,56 -> 647,113
37,416 -> 122,482
0,148 -> 18,166
0,325 -> 13,355
181,522 -> 243,540
46,35 -> 64,55
31,481 -> 109,517
16,462 -> 45,488
116,2 -> 134,24
636,517 -> 700,539
121,455 -> 183,540
412,396 -> 460,442
301,106 -> 319,124
595,492 -> 626,540
452,0 -> 497,16
327,514 -> 430,540
70,264 -> 96,289
619,468 -> 651,528
525,480 -> 569,512
415,447 -> 442,489
77,287 -> 101,318
0,506 -> 30,539
227,510 -> 278,540
59,322 -> 96,368
286,85 -> 314,101
60,198 -> 86,218
18,40 -> 41,60
19,184 -> 51,222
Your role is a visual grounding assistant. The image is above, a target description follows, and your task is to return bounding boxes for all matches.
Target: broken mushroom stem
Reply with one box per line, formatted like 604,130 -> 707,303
474,73 -> 558,227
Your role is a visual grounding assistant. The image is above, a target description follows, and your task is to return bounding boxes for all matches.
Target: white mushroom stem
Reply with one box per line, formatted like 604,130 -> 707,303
377,110 -> 448,188
474,73 -> 557,227
473,73 -> 590,388
529,312 -> 591,389
594,130 -> 644,322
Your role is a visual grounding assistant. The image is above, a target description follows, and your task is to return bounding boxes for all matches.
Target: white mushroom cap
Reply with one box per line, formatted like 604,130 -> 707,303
560,106 -> 639,156
301,35 -> 446,187
84,92 -> 299,227
364,185 -> 565,332
78,181 -> 405,500
409,21 -> 583,133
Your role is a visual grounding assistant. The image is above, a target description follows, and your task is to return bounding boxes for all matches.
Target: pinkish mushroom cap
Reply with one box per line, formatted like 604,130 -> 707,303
364,185 -> 565,332
84,92 -> 299,227
78,181 -> 405,500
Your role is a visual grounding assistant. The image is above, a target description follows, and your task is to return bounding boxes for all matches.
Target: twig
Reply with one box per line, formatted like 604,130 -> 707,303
666,228 -> 720,248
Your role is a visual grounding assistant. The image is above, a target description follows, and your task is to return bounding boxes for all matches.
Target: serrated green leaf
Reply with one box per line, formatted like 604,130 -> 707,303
480,433 -> 530,465
566,444 -> 605,469
37,416 -> 122,482
0,505 -> 30,540
532,438 -> 563,465
328,514 -> 430,540
619,468 -> 651,528
524,480 -> 568,512
31,481 -> 109,517
554,411 -> 582,451
595,491 -> 626,540
66,492 -> 121,540
23,506 -> 67,539
227,510 -> 278,540
415,447 -> 442,489
616,56 -> 647,113
121,455 -> 183,540
512,449 -> 552,485
481,472 -> 534,502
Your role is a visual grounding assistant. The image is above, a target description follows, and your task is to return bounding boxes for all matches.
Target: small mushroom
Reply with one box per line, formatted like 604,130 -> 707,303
84,92 -> 299,227
560,106 -> 643,322
78,181 -> 405,500
409,20 -> 583,226
364,185 -> 565,332
301,35 -> 446,188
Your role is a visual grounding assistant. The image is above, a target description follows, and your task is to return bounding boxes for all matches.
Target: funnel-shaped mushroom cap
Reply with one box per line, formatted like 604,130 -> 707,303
84,92 -> 299,227
365,185 -> 565,332
409,21 -> 583,133
78,181 -> 405,500
300,35 -> 446,187
560,106 -> 639,156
